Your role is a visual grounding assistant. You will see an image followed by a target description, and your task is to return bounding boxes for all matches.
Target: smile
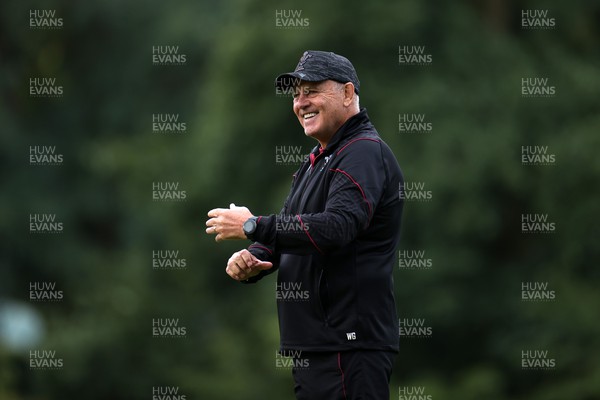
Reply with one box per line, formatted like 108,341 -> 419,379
303,112 -> 318,120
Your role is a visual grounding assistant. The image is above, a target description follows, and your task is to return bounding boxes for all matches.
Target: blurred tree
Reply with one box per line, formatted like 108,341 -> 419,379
0,0 -> 598,399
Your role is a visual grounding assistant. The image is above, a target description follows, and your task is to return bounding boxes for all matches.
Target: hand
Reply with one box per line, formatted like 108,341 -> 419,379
206,203 -> 253,242
226,249 -> 273,281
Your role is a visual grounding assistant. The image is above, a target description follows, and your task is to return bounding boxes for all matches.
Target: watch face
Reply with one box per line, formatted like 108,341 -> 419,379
243,219 -> 256,234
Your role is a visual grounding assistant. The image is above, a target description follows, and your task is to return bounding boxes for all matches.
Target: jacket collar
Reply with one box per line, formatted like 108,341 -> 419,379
310,107 -> 372,158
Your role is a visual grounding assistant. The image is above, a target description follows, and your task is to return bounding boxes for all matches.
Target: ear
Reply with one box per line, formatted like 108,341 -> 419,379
343,83 -> 355,107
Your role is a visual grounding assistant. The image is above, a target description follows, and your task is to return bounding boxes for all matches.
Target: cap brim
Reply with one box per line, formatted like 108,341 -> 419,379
274,71 -> 328,90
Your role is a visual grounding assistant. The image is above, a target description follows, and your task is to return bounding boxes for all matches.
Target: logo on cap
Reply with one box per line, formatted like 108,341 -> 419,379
295,52 -> 312,72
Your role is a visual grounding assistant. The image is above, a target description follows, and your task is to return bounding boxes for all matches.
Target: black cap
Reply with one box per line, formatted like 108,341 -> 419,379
275,50 -> 360,94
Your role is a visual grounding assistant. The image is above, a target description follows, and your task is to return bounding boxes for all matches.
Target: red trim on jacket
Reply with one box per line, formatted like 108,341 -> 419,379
297,214 -> 323,254
336,137 -> 380,156
338,352 -> 348,400
248,243 -> 272,255
329,168 -> 373,220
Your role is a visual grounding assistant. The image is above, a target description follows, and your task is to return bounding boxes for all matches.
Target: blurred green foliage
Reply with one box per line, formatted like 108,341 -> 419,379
1,0 -> 599,399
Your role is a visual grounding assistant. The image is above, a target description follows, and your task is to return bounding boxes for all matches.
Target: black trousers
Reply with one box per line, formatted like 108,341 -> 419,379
291,350 -> 396,400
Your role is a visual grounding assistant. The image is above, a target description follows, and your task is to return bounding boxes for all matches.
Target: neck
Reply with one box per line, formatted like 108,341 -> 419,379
316,108 -> 361,149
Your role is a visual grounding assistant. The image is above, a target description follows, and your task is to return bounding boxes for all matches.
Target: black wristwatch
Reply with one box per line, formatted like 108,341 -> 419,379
243,216 -> 258,239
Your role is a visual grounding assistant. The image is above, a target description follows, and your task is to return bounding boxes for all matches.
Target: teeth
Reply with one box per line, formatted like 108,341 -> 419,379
303,112 -> 317,119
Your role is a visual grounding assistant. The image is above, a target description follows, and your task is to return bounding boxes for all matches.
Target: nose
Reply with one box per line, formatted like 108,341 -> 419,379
294,90 -> 310,110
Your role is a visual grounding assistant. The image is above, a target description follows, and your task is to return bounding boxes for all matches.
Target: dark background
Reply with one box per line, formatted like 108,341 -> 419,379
1,0 -> 599,399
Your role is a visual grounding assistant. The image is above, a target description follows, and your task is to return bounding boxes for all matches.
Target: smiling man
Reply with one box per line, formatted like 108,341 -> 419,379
206,50 -> 404,400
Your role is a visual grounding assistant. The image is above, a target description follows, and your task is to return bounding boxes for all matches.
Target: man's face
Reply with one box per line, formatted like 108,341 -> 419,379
292,80 -> 348,145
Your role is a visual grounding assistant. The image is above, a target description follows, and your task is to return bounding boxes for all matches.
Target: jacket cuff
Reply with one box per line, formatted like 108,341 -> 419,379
251,215 -> 276,246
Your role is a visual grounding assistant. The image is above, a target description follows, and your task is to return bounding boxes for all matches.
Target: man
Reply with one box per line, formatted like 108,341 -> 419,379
206,50 -> 403,400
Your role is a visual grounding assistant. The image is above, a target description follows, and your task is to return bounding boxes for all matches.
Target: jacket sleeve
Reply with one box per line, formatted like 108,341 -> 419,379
242,170 -> 300,283
250,140 -> 387,254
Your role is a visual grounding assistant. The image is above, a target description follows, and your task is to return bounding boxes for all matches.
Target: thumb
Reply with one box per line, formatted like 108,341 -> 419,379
255,261 -> 273,270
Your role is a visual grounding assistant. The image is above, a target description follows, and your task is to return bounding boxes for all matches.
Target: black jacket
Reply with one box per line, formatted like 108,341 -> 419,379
246,108 -> 403,352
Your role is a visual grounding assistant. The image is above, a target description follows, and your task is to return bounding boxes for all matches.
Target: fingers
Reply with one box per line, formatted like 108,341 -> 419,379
226,259 -> 250,280
226,250 -> 254,280
205,220 -> 221,239
225,250 -> 270,281
207,208 -> 227,218
205,210 -> 223,236
241,249 -> 257,265
206,205 -> 251,241
225,255 -> 241,280
255,261 -> 273,270
205,223 -> 217,234
226,260 -> 244,280
205,213 -> 218,232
